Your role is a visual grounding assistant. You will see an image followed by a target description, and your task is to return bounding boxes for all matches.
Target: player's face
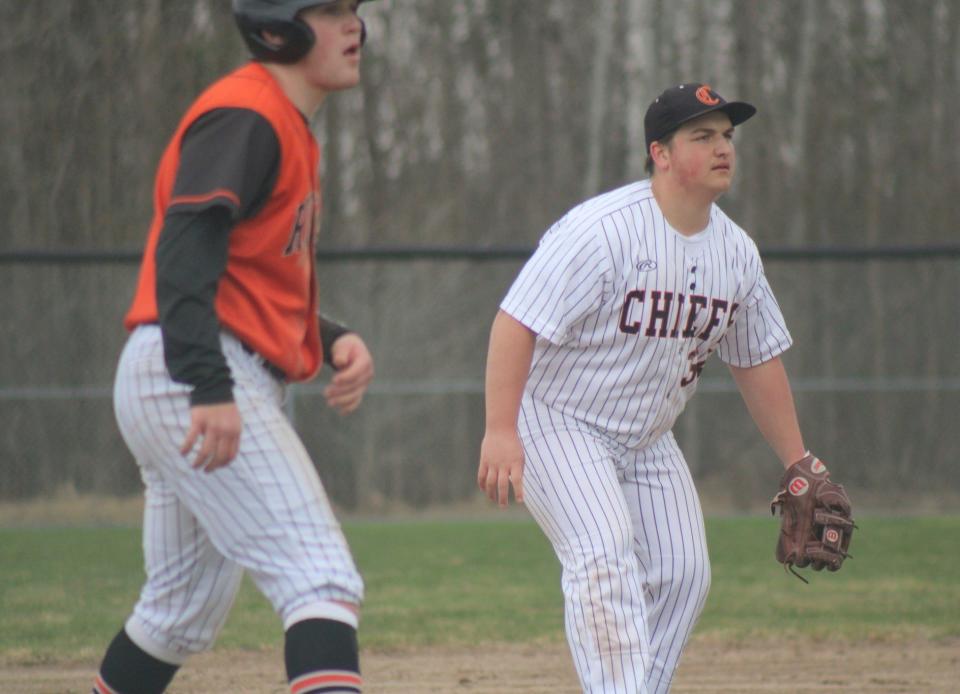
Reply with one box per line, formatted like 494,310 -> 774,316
664,112 -> 736,198
298,0 -> 365,93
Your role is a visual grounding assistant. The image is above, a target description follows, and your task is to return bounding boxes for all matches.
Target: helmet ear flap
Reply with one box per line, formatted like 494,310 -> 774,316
235,14 -> 315,64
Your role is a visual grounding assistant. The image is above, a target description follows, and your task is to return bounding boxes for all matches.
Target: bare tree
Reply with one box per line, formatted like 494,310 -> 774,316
583,0 -> 617,197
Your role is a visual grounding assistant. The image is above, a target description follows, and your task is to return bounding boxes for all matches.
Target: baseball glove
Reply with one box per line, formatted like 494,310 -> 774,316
770,453 -> 855,582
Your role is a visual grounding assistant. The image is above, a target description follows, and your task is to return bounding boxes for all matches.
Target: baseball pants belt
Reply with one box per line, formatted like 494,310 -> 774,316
240,342 -> 287,382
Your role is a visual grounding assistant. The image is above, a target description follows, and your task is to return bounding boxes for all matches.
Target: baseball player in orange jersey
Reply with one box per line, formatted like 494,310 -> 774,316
479,84 -> 826,692
92,2 -> 378,693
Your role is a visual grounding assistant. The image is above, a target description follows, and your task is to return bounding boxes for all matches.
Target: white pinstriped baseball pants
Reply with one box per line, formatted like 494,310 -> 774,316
519,397 -> 710,694
112,325 -> 363,664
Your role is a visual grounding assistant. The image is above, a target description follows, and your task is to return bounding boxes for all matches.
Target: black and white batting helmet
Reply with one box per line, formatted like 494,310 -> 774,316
233,0 -> 375,64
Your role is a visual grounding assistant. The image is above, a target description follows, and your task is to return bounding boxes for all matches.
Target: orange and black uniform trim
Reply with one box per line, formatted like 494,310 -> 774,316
125,62 -> 327,403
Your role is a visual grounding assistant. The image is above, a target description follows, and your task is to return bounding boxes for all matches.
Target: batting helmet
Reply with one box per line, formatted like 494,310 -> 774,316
233,0 -> 375,64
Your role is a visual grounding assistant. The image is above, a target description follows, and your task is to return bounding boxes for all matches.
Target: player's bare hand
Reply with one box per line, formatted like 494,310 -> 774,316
477,429 -> 525,508
181,402 -> 243,473
325,333 -> 374,415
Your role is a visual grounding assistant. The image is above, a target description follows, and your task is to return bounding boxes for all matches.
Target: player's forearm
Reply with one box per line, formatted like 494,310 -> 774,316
729,356 -> 806,467
156,208 -> 235,405
484,310 -> 536,432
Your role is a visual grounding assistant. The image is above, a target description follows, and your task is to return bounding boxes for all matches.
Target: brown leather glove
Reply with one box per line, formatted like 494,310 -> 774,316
770,453 -> 855,582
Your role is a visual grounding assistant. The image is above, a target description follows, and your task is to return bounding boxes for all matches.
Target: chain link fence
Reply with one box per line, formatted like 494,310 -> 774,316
2,249 -> 958,513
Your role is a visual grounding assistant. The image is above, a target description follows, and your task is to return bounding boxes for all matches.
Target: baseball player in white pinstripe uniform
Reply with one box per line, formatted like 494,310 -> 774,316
478,83 -> 816,693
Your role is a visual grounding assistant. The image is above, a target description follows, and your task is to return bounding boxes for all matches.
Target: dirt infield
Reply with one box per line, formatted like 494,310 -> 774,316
4,636 -> 957,693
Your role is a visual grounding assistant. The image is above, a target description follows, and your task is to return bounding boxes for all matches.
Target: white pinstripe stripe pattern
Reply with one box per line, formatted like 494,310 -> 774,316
113,325 -> 362,660
520,399 -> 709,693
502,179 -> 792,450
500,180 -> 788,691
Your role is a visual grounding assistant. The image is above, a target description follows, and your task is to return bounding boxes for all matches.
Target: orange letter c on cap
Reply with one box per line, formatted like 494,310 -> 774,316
695,85 -> 720,106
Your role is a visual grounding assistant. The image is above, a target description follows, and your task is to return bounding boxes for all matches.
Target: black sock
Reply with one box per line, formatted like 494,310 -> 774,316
94,628 -> 179,694
284,618 -> 361,693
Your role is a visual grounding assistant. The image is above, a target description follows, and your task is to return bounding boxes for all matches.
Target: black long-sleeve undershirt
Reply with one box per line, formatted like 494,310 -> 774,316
156,207 -> 235,405
155,108 -> 350,405
156,204 -> 353,406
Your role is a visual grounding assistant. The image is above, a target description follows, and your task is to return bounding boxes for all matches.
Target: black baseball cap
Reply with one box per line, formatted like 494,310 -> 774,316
644,83 -> 756,152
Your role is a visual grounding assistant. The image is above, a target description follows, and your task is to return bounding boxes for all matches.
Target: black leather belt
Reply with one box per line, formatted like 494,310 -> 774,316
240,342 -> 287,382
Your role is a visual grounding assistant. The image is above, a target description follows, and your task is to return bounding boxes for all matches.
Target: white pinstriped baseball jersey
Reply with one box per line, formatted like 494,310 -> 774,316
502,178 -> 792,449
501,178 -> 792,693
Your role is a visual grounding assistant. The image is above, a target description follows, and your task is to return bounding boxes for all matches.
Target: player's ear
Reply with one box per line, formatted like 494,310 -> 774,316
650,141 -> 670,171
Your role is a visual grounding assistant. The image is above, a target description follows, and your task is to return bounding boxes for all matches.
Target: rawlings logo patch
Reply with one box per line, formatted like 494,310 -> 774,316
825,528 -> 840,544
636,259 -> 657,272
788,478 -> 809,496
811,458 -> 827,474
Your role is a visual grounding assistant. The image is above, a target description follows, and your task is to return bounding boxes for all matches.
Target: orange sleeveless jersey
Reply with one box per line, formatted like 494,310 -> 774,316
125,63 -> 324,382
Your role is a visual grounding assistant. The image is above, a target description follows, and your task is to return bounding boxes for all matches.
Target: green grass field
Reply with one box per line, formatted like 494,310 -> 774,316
1,516 -> 957,664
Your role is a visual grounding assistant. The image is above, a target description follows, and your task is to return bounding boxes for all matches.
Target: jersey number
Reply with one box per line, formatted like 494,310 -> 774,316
680,349 -> 707,387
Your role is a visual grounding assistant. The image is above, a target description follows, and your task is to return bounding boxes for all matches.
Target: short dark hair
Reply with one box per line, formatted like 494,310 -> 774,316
644,130 -> 676,176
